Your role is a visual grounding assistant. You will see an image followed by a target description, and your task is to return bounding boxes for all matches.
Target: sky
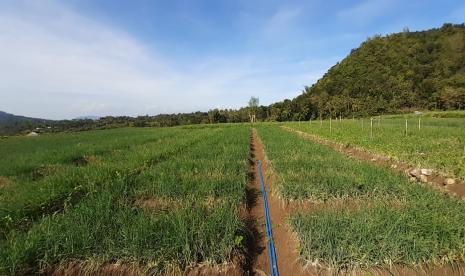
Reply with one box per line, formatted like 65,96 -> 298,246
0,0 -> 464,119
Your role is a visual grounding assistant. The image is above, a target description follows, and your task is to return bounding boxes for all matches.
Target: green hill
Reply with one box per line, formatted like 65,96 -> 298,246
288,23 -> 465,119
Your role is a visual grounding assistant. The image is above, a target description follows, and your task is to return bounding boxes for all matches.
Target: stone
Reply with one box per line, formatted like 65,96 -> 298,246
390,164 -> 398,169
419,175 -> 428,183
409,177 -> 417,182
444,178 -> 455,186
409,169 -> 420,177
420,169 -> 432,176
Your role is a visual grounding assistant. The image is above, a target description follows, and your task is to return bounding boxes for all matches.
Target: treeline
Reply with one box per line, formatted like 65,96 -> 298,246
0,108 -> 264,135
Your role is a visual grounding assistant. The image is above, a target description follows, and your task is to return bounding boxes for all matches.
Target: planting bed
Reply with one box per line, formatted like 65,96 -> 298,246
284,115 -> 465,180
0,125 -> 250,274
257,124 -> 465,273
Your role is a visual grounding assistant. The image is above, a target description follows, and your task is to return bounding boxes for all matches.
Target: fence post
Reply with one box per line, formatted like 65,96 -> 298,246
418,117 -> 421,131
370,117 -> 373,139
405,119 -> 408,136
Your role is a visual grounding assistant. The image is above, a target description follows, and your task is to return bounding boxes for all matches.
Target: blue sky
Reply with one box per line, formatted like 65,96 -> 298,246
1,0 -> 464,119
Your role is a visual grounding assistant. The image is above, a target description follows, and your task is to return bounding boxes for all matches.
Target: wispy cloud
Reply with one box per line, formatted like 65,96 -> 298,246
262,7 -> 302,37
0,1 -> 334,119
337,0 -> 396,27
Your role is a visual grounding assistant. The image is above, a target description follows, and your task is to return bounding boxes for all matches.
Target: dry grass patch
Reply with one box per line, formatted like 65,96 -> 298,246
135,196 -> 226,212
0,176 -> 10,188
31,164 -> 63,180
51,260 -> 144,276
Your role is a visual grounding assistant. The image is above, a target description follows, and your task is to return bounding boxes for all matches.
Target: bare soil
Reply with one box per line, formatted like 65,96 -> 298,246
282,126 -> 465,198
250,128 -> 314,275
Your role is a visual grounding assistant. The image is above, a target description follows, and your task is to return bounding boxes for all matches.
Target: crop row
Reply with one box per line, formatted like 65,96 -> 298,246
0,125 -> 250,274
257,124 -> 465,271
0,127 -> 203,238
0,127 -> 171,177
284,116 -> 465,179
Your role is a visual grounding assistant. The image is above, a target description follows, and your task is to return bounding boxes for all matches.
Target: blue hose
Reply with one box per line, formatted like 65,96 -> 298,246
257,160 -> 279,276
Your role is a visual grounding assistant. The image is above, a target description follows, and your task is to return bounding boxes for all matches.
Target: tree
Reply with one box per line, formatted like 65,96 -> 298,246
248,97 -> 259,123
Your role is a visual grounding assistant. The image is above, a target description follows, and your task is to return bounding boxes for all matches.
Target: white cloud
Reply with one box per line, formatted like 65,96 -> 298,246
0,0 -> 333,119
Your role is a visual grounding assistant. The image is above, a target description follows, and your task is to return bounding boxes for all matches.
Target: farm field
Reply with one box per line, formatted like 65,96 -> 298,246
0,125 -> 250,274
1,119 -> 465,275
284,114 -> 465,180
256,124 -> 465,273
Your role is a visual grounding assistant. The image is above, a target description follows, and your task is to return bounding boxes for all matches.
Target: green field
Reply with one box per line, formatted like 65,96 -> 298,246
0,125 -> 249,274
284,114 -> 465,180
1,118 -> 465,274
257,124 -> 465,271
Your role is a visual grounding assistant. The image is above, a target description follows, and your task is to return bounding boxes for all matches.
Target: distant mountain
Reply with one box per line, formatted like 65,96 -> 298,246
74,116 -> 100,121
0,111 -> 49,124
275,23 -> 465,120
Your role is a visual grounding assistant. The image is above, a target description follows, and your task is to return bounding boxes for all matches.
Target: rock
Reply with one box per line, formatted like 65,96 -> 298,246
443,178 -> 455,186
409,177 -> 417,182
409,169 -> 420,177
419,175 -> 428,183
420,169 -> 432,176
391,164 -> 398,169
371,158 -> 377,162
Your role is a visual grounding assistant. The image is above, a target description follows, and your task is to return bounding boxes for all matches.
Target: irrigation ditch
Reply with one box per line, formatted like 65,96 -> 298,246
247,128 -> 308,276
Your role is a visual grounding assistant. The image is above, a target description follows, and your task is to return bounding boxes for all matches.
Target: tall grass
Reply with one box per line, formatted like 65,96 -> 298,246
0,125 -> 250,274
285,114 -> 465,179
0,128 -> 168,177
258,124 -> 465,270
257,125 -> 417,200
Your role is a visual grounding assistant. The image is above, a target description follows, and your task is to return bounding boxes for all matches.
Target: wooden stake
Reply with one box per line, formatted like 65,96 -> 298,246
418,117 -> 421,131
330,117 -> 332,133
405,119 -> 408,136
370,117 -> 373,139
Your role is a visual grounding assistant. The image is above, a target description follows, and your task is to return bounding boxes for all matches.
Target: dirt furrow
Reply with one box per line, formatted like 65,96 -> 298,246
249,128 -> 312,275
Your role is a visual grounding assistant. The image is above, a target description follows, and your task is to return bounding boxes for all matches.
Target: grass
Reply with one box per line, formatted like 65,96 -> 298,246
257,124 -> 465,271
291,194 -> 465,270
0,127 -> 169,177
284,114 -> 465,179
0,125 -> 250,274
256,124 -> 417,201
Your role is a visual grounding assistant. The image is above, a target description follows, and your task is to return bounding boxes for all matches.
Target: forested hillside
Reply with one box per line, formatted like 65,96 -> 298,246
274,23 -> 465,120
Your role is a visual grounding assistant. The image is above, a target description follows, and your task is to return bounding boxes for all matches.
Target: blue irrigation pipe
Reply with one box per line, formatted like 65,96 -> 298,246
257,160 -> 279,276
